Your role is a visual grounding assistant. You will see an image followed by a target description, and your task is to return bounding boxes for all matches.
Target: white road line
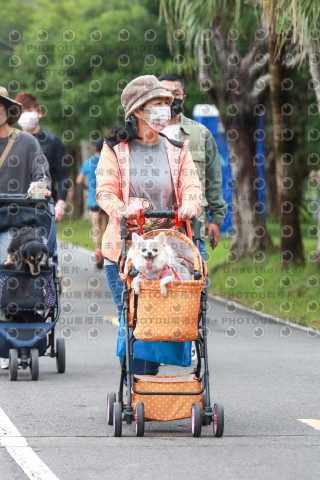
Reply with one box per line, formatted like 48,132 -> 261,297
297,419 -> 320,431
0,406 -> 59,480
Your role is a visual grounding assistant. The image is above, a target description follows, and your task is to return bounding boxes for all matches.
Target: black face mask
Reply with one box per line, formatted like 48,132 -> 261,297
170,98 -> 184,118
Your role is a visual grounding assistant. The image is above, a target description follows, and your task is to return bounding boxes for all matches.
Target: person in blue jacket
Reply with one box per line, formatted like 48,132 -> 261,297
76,139 -> 108,268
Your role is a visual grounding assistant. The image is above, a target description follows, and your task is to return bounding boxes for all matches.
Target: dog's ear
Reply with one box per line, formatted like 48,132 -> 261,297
131,232 -> 141,247
155,232 -> 166,246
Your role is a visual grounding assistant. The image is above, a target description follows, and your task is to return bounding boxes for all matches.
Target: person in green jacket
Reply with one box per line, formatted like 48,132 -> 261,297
158,73 -> 227,263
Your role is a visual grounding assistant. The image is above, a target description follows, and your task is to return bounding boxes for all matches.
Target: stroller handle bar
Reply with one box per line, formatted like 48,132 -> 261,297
0,194 -> 53,205
0,194 -> 27,198
144,210 -> 175,219
121,210 -> 201,242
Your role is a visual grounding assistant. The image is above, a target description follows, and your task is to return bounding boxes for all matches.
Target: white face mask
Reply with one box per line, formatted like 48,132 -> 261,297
144,106 -> 171,132
18,111 -> 39,130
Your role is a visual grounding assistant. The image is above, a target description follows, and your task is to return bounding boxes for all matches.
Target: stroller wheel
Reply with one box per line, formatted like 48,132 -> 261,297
30,349 -> 39,381
9,349 -> 18,381
191,403 -> 202,437
113,402 -> 122,437
56,338 -> 66,373
213,403 -> 224,437
107,393 -> 116,425
135,402 -> 145,437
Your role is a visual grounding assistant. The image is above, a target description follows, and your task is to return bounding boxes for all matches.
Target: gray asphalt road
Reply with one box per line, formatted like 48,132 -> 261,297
0,242 -> 320,480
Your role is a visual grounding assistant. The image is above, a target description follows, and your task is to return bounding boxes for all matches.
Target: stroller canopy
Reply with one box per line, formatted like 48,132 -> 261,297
0,197 -> 56,258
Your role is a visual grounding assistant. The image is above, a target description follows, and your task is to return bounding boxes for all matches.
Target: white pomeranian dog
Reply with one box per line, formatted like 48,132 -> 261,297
128,232 -> 180,297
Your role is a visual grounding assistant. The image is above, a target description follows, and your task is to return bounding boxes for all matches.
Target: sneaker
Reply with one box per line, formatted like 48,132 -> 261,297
0,358 -> 9,369
95,249 -> 104,269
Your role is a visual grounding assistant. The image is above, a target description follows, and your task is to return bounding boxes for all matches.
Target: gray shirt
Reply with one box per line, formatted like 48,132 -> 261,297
129,136 -> 176,211
0,130 -> 51,194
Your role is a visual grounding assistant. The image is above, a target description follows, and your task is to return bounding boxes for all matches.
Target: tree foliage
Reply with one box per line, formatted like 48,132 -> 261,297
1,0 -> 172,142
160,0 -> 320,264
260,0 -> 320,56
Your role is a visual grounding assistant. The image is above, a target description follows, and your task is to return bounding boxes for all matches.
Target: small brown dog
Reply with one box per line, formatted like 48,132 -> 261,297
5,226 -> 49,276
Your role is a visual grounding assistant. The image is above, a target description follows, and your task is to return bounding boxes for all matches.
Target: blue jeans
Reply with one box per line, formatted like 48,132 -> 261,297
105,264 -> 160,375
104,264 -> 123,319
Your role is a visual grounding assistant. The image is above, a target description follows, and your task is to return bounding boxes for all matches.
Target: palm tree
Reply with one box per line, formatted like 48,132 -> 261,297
160,0 -> 273,259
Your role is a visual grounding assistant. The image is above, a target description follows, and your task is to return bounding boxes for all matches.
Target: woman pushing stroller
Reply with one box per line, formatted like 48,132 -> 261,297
95,75 -> 202,375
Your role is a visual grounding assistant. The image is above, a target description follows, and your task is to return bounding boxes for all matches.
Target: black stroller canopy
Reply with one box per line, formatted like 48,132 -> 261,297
0,197 -> 56,258
0,205 -> 52,239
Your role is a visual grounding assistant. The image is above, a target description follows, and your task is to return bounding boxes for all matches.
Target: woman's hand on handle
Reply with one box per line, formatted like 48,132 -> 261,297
121,203 -> 141,220
177,206 -> 197,221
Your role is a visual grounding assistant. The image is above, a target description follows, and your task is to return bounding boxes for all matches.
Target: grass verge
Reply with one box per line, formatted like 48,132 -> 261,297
206,220 -> 319,328
56,217 -> 96,251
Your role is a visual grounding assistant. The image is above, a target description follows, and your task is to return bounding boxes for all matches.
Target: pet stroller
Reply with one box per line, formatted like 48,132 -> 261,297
0,194 -> 65,381
106,210 -> 224,437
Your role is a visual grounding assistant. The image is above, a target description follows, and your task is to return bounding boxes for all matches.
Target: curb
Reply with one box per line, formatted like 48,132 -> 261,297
207,293 -> 320,336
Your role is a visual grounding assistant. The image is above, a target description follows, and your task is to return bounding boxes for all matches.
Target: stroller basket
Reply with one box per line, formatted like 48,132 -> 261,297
132,374 -> 203,421
120,229 -> 207,342
129,281 -> 203,341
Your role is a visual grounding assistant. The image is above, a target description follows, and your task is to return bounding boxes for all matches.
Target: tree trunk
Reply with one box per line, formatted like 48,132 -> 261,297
267,32 -> 304,266
227,115 -> 273,257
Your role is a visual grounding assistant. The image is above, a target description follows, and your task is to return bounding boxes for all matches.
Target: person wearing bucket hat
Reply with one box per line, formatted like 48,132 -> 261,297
96,74 -> 202,375
0,86 -> 22,126
0,86 -> 51,197
0,87 -> 52,369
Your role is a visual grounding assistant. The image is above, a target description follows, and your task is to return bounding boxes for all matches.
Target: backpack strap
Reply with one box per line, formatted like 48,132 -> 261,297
0,129 -> 19,170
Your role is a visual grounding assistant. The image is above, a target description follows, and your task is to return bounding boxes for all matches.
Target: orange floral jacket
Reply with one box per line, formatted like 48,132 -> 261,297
95,135 -> 202,263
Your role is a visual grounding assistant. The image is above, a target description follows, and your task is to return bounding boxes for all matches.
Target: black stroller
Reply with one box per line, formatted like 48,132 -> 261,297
0,194 -> 65,380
